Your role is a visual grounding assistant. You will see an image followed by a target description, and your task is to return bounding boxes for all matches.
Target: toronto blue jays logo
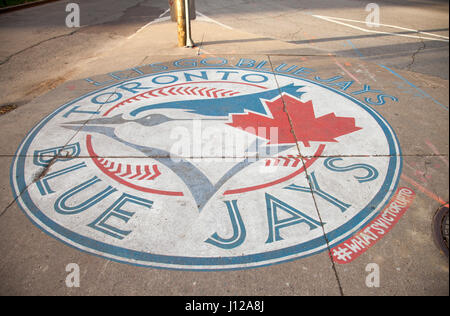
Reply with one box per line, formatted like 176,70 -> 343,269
11,67 -> 402,270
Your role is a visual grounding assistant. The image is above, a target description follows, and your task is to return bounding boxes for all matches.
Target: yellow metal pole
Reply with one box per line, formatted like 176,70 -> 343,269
174,0 -> 186,47
184,0 -> 195,48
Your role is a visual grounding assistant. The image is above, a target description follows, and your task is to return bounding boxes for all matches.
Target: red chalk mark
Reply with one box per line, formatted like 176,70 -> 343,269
332,187 -> 416,264
328,53 -> 362,84
302,32 -> 317,46
401,174 -> 447,205
404,162 -> 431,184
425,140 -> 449,167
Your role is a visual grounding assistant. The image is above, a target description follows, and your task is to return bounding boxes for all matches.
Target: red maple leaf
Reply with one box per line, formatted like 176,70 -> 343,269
227,94 -> 362,147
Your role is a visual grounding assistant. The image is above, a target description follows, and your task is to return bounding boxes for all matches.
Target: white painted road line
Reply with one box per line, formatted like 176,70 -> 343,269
313,15 -> 449,42
196,11 -> 234,30
127,8 -> 171,40
126,10 -> 235,41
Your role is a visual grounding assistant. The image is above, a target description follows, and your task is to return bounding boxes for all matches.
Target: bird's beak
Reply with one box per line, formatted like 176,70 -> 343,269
63,114 -> 127,127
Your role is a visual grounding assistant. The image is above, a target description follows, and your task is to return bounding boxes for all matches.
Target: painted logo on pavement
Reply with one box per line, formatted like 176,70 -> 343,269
11,67 -> 402,270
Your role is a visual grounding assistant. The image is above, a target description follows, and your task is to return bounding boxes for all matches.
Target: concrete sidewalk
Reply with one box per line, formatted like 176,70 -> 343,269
0,0 -> 448,296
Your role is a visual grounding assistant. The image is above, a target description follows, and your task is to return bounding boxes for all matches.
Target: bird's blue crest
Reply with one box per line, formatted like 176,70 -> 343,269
130,83 -> 305,117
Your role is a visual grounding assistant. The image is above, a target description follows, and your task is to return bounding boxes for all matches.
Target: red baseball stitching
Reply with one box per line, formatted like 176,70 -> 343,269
264,155 -> 307,168
98,158 -> 161,181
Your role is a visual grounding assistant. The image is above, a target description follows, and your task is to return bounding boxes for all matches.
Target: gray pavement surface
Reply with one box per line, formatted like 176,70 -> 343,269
0,0 -> 448,296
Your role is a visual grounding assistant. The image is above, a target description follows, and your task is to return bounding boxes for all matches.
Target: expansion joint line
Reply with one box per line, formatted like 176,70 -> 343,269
267,55 -> 345,296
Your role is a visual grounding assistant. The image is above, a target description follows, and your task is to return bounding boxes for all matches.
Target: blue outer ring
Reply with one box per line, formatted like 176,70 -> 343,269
10,67 -> 403,270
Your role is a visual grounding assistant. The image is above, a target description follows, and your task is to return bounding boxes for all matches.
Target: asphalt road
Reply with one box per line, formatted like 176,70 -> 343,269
194,0 -> 449,79
0,0 -> 448,107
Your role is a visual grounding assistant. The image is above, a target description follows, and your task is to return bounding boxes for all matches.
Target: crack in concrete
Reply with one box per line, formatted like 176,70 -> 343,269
0,28 -> 83,67
61,86 -> 121,151
32,155 -> 58,183
267,56 -> 303,156
267,55 -> 345,296
0,174 -> 33,218
407,35 -> 426,71
0,90 -> 121,219
0,190 -> 25,218
197,32 -> 207,56
1,153 -> 448,159
2,150 -> 80,219
0,0 -> 151,67
299,162 -> 345,296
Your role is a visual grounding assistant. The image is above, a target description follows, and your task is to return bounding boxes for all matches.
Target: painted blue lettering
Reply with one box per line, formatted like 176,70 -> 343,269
54,176 -> 117,215
88,193 -> 153,240
265,194 -> 322,244
205,200 -> 247,249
